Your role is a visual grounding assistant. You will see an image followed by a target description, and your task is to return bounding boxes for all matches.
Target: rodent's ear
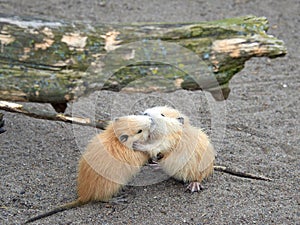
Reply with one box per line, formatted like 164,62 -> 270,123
119,134 -> 129,143
177,117 -> 184,124
113,117 -> 119,122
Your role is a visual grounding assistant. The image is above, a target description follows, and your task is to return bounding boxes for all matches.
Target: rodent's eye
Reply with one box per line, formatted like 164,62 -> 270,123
143,112 -> 149,116
137,129 -> 143,134
161,114 -> 165,117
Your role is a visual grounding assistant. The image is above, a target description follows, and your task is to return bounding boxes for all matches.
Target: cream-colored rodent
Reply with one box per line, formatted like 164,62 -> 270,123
25,115 -> 153,223
134,106 -> 215,192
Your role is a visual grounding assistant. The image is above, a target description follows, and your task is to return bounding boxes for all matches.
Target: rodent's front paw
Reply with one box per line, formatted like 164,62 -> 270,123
132,142 -> 145,151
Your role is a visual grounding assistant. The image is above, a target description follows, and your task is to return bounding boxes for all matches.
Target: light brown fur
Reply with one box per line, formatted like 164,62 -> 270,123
26,115 -> 152,223
137,106 -> 215,185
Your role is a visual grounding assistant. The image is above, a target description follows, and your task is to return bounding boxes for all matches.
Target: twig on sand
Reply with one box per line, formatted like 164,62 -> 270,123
0,101 -> 108,130
214,165 -> 273,181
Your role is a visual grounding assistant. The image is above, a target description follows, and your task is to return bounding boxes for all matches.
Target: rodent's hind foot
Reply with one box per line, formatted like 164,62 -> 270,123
185,182 -> 203,193
110,195 -> 129,205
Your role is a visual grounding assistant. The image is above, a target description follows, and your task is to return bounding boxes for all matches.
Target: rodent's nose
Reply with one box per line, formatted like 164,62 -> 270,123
150,117 -> 154,125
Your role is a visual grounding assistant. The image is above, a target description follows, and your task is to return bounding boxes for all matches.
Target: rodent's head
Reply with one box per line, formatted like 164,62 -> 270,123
112,115 -> 153,149
143,106 -> 189,127
143,106 -> 184,140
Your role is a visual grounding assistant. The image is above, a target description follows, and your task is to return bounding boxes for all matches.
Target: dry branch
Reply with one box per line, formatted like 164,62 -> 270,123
0,101 -> 108,129
0,101 -> 274,180
214,165 -> 273,181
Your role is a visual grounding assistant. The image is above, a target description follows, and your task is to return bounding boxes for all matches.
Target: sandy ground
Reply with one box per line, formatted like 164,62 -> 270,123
0,0 -> 299,224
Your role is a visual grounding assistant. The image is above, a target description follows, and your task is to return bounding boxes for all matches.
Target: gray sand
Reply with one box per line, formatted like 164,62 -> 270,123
0,0 -> 299,224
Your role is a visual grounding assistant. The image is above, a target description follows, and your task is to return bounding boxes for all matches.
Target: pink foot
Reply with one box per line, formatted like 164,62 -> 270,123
185,182 -> 203,193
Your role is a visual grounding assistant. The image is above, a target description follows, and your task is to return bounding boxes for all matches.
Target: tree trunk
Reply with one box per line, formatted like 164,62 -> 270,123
0,15 -> 287,105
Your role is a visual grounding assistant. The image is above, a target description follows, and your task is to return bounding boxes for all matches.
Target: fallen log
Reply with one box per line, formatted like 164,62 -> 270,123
0,15 -> 286,110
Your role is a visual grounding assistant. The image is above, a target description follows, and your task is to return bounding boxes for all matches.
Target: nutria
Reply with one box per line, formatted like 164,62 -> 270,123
134,106 -> 215,192
25,115 -> 154,223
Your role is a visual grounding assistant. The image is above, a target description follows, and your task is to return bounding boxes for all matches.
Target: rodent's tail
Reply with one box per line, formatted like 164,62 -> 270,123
24,200 -> 84,224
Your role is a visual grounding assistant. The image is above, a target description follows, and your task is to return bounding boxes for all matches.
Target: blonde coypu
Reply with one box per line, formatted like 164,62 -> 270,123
133,106 -> 215,192
25,115 -> 154,223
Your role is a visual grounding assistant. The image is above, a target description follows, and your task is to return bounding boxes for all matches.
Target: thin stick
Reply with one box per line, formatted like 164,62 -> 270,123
0,101 -> 109,130
214,165 -> 273,181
